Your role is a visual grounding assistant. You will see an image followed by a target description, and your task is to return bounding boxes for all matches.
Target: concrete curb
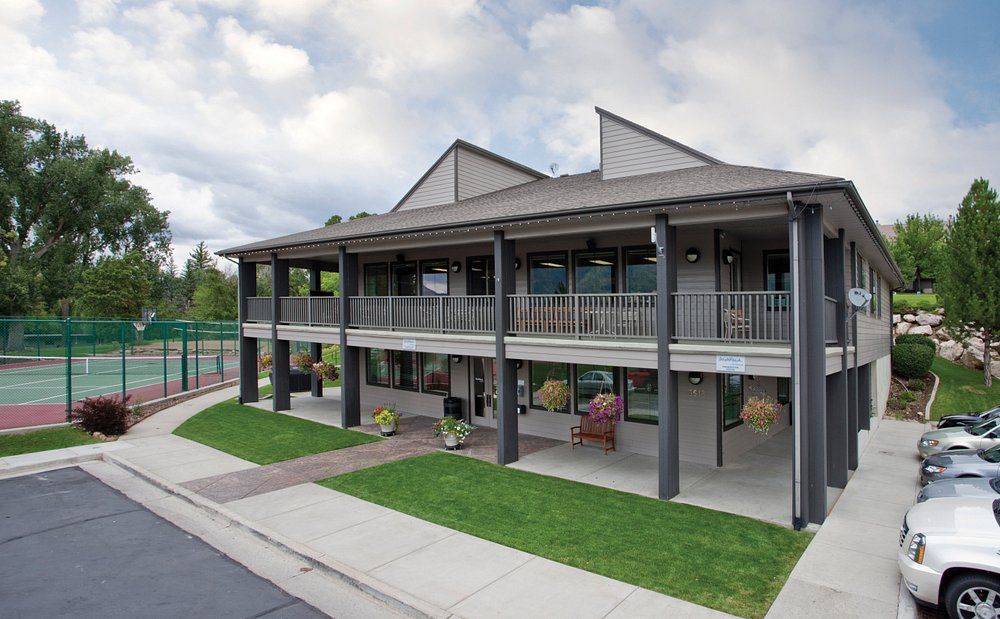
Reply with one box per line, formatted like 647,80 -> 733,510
104,453 -> 449,619
0,452 -> 103,480
924,371 -> 941,422
0,422 -> 71,436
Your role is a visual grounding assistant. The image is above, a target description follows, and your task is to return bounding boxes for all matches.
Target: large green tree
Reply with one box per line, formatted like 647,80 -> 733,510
888,214 -> 946,290
74,252 -> 154,319
0,100 -> 170,315
939,178 -> 1000,386
325,210 -> 375,226
189,268 -> 238,320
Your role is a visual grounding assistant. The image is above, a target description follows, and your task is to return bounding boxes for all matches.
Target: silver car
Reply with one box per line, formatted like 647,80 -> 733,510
918,416 -> 1000,458
917,477 -> 1000,502
920,445 -> 1000,485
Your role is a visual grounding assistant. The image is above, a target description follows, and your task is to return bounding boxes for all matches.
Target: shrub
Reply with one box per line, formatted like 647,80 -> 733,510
892,343 -> 934,379
897,391 -> 917,404
907,378 -> 926,391
74,395 -> 134,436
887,397 -> 908,410
895,334 -> 936,350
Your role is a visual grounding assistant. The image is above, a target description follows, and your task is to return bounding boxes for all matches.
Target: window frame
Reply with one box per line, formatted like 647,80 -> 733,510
623,367 -> 658,425
527,251 -> 569,295
390,261 -> 419,297
365,348 -> 391,388
466,255 -> 495,296
762,249 -> 791,309
528,360 -> 571,413
420,352 -> 451,396
419,258 -> 450,296
574,364 -> 621,415
363,263 -> 389,297
571,247 -> 619,294
622,245 -> 657,294
390,349 -> 419,392
721,373 -> 745,430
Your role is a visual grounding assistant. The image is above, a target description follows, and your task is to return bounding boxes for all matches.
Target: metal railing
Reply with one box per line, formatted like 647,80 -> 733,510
673,291 -> 792,343
349,296 -> 495,333
279,296 -> 340,326
246,297 -> 272,322
508,293 -> 657,339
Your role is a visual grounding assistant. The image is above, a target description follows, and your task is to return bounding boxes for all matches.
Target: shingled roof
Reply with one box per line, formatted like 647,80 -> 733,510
219,164 -> 840,256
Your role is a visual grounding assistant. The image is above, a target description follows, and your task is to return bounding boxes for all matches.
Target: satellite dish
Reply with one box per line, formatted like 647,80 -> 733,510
848,287 -> 872,308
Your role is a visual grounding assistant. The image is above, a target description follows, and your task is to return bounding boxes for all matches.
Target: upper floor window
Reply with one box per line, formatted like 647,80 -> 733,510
624,246 -> 656,293
574,249 -> 617,293
365,264 -> 388,296
391,261 -> 418,296
467,256 -> 494,295
420,260 -> 449,296
763,250 -> 790,308
529,252 -> 568,294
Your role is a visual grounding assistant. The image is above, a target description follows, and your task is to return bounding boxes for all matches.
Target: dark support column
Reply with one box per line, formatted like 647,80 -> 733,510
847,242 -> 860,468
339,247 -> 361,428
271,254 -> 291,412
309,265 -> 323,398
824,230 -> 848,488
494,230 -> 518,465
655,215 -> 680,499
238,258 -> 258,404
799,204 -> 827,524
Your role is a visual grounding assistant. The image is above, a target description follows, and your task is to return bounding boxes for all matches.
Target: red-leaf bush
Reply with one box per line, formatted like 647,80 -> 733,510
74,395 -> 134,436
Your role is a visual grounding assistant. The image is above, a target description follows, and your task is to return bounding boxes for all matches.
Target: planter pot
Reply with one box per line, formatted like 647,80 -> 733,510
444,433 -> 461,450
379,423 -> 395,437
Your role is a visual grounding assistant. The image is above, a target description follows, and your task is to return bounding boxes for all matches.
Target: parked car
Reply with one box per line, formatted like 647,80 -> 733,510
898,497 -> 1000,617
577,370 -> 634,399
918,477 -> 1000,502
920,445 -> 1000,486
918,417 -> 1000,458
937,405 -> 1000,429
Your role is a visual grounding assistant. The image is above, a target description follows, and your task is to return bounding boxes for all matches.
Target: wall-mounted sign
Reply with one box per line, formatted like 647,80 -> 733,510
715,355 -> 746,373
401,339 -> 416,351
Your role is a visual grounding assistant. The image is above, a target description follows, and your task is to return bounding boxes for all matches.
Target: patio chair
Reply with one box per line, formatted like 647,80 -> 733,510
723,307 -> 751,340
570,415 -> 616,454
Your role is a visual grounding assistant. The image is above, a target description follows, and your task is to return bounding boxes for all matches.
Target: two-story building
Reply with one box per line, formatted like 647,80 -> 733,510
220,107 -> 901,529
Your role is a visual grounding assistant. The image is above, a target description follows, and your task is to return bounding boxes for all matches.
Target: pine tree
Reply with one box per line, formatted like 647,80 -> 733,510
939,178 -> 1000,386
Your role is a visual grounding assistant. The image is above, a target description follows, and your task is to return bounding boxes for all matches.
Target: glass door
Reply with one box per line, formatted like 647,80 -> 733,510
472,357 -> 496,427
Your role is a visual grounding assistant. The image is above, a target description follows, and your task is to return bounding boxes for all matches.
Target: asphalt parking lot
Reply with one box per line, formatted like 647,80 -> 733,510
0,467 -> 326,618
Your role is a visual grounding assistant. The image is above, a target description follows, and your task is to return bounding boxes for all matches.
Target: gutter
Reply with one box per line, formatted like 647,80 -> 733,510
787,191 -> 803,531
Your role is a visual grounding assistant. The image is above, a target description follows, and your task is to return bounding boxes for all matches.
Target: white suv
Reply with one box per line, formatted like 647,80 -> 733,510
898,497 -> 1000,618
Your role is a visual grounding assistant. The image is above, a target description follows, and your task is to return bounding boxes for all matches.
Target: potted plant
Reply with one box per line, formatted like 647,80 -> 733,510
588,392 -> 623,423
432,417 -> 474,450
538,378 -> 569,412
292,351 -> 314,372
372,405 -> 400,436
740,394 -> 781,434
258,353 -> 273,385
311,361 -> 340,383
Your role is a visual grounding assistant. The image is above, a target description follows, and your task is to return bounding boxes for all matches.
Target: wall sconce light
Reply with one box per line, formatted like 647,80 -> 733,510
515,359 -> 524,370
451,355 -> 462,364
585,238 -> 597,251
450,261 -> 462,273
688,372 -> 703,385
395,253 -> 405,263
722,250 -> 736,265
513,258 -> 521,270
685,247 -> 700,263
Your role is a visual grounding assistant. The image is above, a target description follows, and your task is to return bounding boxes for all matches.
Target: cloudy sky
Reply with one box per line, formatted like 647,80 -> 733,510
2,0 -> 997,262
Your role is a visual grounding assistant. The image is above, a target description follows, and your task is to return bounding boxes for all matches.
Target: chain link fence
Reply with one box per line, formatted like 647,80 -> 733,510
0,317 -> 239,430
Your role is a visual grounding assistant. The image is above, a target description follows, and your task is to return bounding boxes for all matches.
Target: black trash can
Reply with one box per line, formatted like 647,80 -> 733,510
443,397 -> 463,421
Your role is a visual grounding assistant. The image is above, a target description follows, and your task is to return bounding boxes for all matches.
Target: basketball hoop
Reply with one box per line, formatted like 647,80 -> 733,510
141,307 -> 157,324
133,321 -> 146,334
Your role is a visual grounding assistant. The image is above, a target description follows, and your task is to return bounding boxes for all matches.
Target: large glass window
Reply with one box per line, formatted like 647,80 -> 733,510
777,377 -> 790,405
764,251 -> 790,309
528,252 -> 568,294
574,249 -> 617,293
392,350 -> 418,390
722,374 -> 744,429
624,246 -> 656,293
625,367 -> 657,424
391,261 -> 418,296
576,364 -> 619,412
420,259 -> 449,296
366,348 -> 390,386
529,361 -> 569,413
467,256 -> 494,295
364,264 -> 388,296
421,353 -> 450,395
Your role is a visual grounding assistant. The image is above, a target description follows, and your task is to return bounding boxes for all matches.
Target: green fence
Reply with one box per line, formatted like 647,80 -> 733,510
0,317 -> 239,430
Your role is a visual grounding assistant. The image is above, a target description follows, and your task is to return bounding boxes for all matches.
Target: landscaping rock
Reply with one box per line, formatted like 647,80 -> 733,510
895,322 -> 911,336
961,349 -> 985,370
908,325 -> 934,336
92,432 -> 106,440
892,313 -> 901,324
903,313 -> 917,323
938,340 -> 964,362
916,313 -> 943,327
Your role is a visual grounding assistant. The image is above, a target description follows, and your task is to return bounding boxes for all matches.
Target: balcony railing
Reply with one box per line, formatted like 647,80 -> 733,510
246,297 -> 272,322
246,296 -> 339,326
509,293 -> 657,339
673,291 -> 791,343
349,296 -> 495,333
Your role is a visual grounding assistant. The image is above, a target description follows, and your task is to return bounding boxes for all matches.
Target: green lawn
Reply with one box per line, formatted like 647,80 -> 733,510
257,378 -> 339,398
930,356 -> 1000,420
0,426 -> 100,457
319,452 -> 811,618
892,293 -> 938,313
173,398 -> 378,464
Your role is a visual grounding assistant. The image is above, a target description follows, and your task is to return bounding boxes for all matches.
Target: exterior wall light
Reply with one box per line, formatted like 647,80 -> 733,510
722,250 -> 736,265
514,258 -> 522,270
450,261 -> 462,273
685,248 -> 700,263
515,359 -> 524,370
688,372 -> 703,385
451,355 -> 462,364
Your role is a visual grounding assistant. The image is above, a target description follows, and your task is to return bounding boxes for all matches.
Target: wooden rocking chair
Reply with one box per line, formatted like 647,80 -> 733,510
570,415 -> 616,454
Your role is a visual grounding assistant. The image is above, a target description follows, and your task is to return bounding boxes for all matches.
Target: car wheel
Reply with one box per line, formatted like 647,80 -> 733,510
944,572 -> 1000,619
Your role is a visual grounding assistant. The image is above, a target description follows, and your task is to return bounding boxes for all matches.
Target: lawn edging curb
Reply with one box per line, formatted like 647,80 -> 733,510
103,453 -> 448,619
923,371 -> 941,421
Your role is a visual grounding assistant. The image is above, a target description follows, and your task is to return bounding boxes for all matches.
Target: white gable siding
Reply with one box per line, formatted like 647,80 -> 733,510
396,149 -> 456,211
601,116 -> 709,180
456,148 -> 537,200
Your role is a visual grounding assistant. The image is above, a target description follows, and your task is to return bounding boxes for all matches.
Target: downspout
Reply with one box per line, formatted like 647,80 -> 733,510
787,191 -> 803,531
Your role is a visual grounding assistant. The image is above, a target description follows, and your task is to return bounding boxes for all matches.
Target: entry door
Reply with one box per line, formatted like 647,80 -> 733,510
472,358 -> 497,427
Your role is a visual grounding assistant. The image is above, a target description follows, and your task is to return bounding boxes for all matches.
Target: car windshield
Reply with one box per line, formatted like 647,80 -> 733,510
967,417 -> 1000,436
991,478 -> 1000,494
982,446 -> 1000,464
984,406 -> 1000,419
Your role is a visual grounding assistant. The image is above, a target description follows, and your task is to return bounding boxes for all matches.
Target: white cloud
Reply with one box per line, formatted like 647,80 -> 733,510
0,0 -> 43,28
75,0 -> 119,24
216,16 -> 313,82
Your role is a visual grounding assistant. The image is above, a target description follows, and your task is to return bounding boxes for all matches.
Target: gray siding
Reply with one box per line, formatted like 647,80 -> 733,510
456,148 -> 537,201
397,149 -> 456,211
855,255 -> 891,366
601,116 -> 709,180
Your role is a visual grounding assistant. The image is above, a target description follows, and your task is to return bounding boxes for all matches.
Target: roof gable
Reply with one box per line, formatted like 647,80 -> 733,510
597,107 -> 722,180
393,140 -> 545,212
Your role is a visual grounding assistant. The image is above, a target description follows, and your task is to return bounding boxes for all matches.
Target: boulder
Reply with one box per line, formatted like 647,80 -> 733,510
961,348 -> 985,370
908,325 -> 934,336
892,313 -> 902,325
903,313 -> 917,323
935,308 -> 945,315
992,360 -> 1000,380
967,337 -> 986,350
936,328 -> 952,342
938,340 -> 964,362
916,313 -> 943,327
895,322 -> 911,336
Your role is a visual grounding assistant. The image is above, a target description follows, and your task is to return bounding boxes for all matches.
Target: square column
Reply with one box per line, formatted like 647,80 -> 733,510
655,214 -> 679,499
237,257 -> 258,404
847,241 -> 860,468
494,231 -> 518,465
309,265 -> 323,398
339,247 -> 361,427
824,229 -> 848,488
271,254 -> 291,412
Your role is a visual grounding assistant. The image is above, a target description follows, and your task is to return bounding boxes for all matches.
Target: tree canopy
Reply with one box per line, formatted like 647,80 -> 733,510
939,178 -> 1000,386
74,252 -> 153,319
325,211 -> 375,226
887,213 -> 945,288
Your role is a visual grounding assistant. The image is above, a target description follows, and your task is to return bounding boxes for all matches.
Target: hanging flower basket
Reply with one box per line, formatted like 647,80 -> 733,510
257,353 -> 273,372
372,405 -> 400,436
538,379 -> 569,412
740,395 -> 781,434
292,351 -> 314,373
311,361 -> 340,382
588,392 -> 623,424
